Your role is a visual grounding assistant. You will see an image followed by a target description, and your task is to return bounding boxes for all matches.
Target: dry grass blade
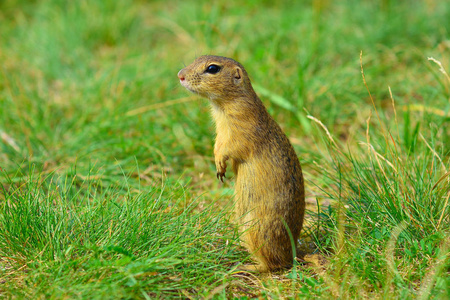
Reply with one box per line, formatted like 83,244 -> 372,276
420,133 -> 447,173
428,57 -> 450,84
360,51 -> 388,142
358,142 -> 398,173
405,104 -> 450,117
307,115 -> 338,149
436,190 -> 450,230
417,235 -> 450,300
126,96 -> 196,116
0,130 -> 20,152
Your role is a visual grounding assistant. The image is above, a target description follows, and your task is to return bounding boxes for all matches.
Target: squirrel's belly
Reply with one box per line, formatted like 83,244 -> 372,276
233,158 -> 301,215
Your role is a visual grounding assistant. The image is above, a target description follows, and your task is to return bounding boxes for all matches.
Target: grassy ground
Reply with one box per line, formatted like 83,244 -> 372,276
1,0 -> 449,298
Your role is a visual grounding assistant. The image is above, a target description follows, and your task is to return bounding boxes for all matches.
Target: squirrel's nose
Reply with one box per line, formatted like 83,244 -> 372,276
177,70 -> 185,81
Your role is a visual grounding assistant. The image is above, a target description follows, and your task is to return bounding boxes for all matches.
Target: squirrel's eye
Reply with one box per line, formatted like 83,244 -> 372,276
205,64 -> 221,74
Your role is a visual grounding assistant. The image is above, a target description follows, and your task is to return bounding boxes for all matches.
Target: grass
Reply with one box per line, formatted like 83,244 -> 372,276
1,165 -> 245,298
1,0 -> 449,298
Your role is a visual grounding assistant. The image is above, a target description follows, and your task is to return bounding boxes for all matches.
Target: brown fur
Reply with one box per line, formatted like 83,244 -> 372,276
178,55 -> 305,272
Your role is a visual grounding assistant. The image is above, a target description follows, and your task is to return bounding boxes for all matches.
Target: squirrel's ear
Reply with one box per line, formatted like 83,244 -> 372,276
233,67 -> 243,84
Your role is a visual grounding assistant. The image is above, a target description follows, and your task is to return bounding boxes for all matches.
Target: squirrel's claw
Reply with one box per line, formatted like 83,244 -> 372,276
217,172 -> 226,182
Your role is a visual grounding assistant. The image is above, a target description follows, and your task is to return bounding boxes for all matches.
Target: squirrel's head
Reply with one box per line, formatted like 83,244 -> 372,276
178,55 -> 255,103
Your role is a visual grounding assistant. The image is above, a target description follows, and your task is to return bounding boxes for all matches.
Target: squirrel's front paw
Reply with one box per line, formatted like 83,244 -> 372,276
215,158 -> 227,182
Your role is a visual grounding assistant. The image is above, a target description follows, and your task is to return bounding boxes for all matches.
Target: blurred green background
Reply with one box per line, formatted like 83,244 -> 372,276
1,0 -> 448,179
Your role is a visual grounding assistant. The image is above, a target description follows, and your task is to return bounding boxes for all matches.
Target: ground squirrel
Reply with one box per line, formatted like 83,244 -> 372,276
178,55 -> 305,272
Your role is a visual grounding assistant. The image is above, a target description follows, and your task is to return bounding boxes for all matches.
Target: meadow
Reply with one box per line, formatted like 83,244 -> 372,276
0,0 -> 449,298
